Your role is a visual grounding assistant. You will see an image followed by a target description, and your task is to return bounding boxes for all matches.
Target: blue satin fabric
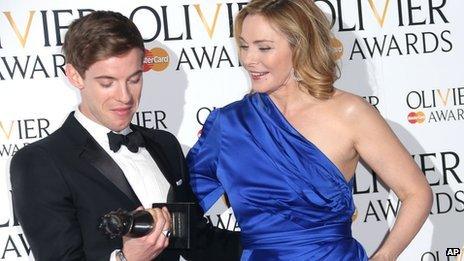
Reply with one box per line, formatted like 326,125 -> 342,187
187,93 -> 368,260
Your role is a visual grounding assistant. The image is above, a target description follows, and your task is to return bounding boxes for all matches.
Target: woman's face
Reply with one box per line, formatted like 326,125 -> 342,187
239,14 -> 296,94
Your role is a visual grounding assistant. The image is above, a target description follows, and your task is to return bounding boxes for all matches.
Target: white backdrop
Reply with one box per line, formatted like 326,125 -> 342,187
0,0 -> 463,260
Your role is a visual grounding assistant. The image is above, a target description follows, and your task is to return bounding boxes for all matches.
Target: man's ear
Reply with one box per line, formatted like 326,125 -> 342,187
65,64 -> 85,90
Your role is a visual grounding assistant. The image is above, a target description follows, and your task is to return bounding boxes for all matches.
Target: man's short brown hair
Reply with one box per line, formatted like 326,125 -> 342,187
62,10 -> 144,77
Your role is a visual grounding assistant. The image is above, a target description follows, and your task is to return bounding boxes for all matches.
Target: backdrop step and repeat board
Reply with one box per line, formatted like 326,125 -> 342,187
1,0 -> 463,260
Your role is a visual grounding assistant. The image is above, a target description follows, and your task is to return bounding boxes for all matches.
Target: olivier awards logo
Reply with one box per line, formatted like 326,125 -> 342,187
353,149 -> 464,223
315,0 -> 454,60
132,110 -> 168,130
127,3 -> 247,72
0,118 -> 51,158
0,2 -> 248,81
0,10 -> 81,81
405,87 -> 464,125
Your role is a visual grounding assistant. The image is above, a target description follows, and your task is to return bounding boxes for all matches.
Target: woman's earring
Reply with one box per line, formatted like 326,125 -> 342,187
292,68 -> 302,82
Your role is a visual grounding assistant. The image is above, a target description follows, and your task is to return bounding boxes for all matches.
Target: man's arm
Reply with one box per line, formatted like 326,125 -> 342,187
187,195 -> 242,261
167,132 -> 242,260
10,145 -> 86,260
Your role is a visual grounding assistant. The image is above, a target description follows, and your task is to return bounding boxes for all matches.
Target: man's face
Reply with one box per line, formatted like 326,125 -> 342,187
68,48 -> 143,132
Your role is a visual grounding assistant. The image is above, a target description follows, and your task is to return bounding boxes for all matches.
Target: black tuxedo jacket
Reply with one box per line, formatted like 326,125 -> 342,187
10,113 -> 241,261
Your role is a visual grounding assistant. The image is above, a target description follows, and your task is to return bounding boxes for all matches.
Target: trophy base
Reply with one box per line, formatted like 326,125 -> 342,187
152,202 -> 195,249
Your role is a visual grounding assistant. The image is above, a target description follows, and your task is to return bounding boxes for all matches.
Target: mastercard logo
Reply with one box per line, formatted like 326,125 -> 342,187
330,37 -> 343,60
407,111 -> 426,124
143,48 -> 170,72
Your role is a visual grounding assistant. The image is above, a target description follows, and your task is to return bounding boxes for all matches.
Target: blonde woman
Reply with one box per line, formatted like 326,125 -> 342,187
187,0 -> 432,260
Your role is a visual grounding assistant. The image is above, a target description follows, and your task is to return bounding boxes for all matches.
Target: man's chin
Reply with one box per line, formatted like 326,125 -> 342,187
107,120 -> 132,132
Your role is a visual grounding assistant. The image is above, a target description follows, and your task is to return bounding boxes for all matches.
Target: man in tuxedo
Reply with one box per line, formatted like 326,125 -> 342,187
10,11 -> 240,261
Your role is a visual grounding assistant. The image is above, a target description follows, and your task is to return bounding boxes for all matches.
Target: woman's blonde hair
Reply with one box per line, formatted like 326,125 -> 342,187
235,0 -> 339,99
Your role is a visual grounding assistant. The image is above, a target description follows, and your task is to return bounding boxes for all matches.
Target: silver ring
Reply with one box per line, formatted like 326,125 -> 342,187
162,229 -> 171,238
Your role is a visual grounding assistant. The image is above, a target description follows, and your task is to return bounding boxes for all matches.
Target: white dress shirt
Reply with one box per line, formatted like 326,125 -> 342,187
73,109 -> 171,260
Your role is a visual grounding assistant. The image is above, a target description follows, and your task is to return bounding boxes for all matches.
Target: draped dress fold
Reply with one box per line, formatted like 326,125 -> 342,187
187,93 -> 368,260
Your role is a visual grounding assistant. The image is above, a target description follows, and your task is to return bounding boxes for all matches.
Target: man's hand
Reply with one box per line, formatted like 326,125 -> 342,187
121,207 -> 171,261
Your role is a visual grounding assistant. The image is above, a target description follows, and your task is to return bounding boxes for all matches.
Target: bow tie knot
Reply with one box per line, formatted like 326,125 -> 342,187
107,131 -> 145,153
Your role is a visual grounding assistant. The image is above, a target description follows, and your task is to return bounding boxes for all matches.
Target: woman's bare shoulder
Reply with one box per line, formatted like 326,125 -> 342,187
330,89 -> 377,121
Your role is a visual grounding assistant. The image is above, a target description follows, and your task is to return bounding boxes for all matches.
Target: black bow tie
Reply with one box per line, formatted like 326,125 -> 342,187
107,130 -> 145,153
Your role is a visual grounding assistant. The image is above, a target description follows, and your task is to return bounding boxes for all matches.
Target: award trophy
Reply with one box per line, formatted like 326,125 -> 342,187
98,202 -> 195,249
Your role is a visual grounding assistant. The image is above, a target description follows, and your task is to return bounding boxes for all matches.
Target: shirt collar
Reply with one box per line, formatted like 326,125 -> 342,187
74,107 -> 131,151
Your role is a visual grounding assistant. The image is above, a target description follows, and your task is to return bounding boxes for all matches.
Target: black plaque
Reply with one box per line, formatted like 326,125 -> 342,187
152,202 -> 195,249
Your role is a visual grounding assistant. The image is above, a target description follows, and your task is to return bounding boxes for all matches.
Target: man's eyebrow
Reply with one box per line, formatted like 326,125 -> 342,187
93,70 -> 143,80
127,70 -> 143,78
94,75 -> 116,80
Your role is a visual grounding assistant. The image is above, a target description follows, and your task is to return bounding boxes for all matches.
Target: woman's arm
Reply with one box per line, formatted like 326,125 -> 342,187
348,97 -> 433,260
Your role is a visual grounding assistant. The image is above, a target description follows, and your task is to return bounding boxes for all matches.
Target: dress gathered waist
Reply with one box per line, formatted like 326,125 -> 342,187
241,222 -> 352,249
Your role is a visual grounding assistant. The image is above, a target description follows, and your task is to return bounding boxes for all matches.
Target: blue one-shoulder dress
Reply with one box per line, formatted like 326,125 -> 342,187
187,93 -> 368,260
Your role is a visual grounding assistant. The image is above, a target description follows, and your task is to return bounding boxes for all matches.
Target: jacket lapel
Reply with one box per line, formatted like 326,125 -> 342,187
141,138 -> 175,186
80,138 -> 141,205
143,140 -> 177,203
63,113 -> 141,205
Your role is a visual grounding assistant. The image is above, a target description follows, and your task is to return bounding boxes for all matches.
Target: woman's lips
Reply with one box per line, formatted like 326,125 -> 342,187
250,71 -> 268,81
